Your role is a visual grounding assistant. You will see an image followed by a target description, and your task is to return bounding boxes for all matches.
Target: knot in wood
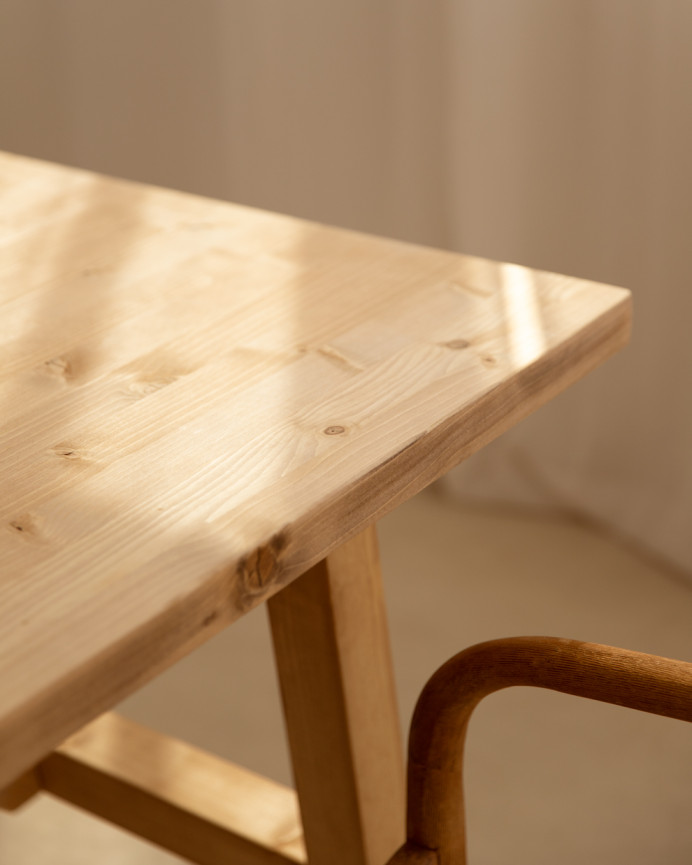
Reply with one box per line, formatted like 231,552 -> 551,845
43,356 -> 72,379
239,532 -> 288,595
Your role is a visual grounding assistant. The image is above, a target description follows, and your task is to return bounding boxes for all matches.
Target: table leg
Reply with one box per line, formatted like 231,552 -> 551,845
267,524 -> 405,865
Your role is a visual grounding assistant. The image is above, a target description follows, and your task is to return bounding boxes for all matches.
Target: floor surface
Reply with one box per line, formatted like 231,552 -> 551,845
3,489 -> 692,864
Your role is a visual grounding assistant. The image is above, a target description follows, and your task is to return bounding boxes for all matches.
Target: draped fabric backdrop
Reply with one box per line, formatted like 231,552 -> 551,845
1,1 -> 691,574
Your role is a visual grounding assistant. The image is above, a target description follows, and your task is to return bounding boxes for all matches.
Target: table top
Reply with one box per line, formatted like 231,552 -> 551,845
0,150 -> 630,787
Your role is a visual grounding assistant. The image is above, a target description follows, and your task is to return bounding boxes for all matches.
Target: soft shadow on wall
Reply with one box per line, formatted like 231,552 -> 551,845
443,1 -> 692,577
0,1 -> 449,247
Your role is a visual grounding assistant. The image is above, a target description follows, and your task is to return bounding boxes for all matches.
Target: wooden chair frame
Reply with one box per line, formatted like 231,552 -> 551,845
389,636 -> 692,865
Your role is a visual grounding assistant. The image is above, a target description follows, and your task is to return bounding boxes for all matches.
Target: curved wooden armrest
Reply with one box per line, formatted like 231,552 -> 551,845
394,636 -> 692,865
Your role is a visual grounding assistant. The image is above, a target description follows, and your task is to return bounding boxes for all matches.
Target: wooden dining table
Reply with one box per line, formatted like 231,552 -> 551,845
0,149 -> 631,865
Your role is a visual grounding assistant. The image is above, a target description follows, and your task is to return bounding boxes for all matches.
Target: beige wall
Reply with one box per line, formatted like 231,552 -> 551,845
0,1 -> 448,245
1,1 -> 691,571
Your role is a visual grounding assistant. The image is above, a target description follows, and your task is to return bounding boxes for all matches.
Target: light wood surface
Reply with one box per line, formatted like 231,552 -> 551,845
268,526 -> 405,865
40,712 -> 305,865
400,637 -> 692,865
0,149 -> 630,787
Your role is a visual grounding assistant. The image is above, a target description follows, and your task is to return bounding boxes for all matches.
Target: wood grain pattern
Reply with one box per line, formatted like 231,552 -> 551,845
0,150 -> 631,787
40,712 -> 306,865
402,637 -> 692,865
268,526 -> 405,865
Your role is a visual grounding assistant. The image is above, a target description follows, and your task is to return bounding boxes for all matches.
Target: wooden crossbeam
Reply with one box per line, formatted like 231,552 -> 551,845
34,712 -> 306,865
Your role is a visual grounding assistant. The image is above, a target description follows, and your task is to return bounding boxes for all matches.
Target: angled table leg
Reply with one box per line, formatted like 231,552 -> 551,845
267,525 -> 405,865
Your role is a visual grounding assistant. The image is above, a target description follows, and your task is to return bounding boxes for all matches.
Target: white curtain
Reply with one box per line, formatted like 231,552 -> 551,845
1,0 -> 691,573
442,2 -> 692,576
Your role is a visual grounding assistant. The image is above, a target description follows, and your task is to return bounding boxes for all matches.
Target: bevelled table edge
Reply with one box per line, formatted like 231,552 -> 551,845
0,288 -> 631,791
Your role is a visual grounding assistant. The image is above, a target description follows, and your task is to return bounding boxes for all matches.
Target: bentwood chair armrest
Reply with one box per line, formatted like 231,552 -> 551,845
388,636 -> 692,865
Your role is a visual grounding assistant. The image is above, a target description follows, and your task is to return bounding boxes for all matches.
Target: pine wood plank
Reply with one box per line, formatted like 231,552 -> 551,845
0,150 -> 631,788
268,525 -> 405,865
40,712 -> 306,865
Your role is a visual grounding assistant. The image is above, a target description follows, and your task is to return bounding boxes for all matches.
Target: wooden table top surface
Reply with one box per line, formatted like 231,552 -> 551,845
0,150 -> 631,787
